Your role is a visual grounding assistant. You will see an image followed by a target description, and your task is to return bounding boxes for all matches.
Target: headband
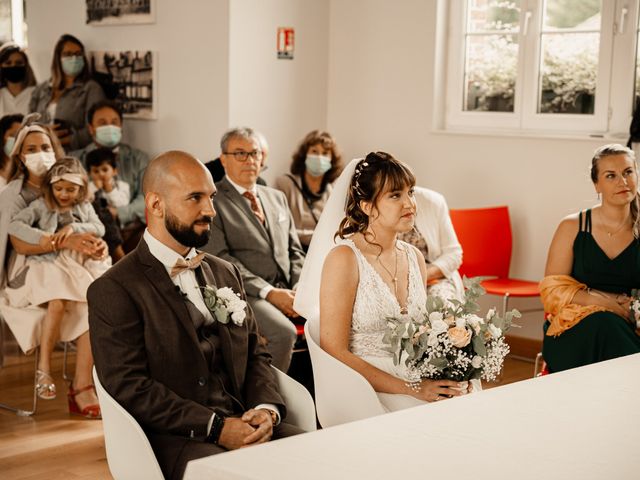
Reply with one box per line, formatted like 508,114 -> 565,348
50,173 -> 84,186
9,113 -> 50,157
0,42 -> 20,57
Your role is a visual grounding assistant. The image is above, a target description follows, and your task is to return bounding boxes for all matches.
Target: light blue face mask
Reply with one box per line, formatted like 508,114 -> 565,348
3,136 -> 15,157
95,125 -> 122,148
305,154 -> 332,177
61,55 -> 85,77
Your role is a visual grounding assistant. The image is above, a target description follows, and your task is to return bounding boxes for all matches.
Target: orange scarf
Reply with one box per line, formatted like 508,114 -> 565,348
539,275 -> 611,337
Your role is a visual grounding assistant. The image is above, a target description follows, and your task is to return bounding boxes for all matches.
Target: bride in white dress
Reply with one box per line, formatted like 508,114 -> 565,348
295,152 -> 470,412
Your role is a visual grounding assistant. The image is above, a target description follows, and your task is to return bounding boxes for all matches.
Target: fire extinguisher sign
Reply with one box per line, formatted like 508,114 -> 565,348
277,27 -> 294,60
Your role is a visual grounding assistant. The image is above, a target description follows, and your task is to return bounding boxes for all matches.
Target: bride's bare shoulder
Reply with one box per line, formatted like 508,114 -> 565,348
326,243 -> 357,262
321,244 -> 359,301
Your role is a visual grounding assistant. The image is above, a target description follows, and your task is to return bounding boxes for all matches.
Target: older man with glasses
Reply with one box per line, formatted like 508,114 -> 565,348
202,127 -> 305,372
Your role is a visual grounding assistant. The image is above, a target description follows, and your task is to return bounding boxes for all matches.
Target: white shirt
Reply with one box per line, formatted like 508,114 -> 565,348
143,229 -> 280,429
413,186 -> 464,296
224,177 -> 274,300
89,179 -> 131,208
144,229 -> 214,325
0,86 -> 34,117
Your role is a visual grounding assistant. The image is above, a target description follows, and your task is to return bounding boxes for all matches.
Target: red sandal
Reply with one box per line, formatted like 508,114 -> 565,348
68,384 -> 101,419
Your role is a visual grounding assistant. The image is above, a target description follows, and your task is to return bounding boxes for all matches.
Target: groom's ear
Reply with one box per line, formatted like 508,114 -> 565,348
145,191 -> 164,219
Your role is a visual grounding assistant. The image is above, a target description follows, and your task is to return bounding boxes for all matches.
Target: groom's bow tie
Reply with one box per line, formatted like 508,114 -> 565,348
170,252 -> 205,278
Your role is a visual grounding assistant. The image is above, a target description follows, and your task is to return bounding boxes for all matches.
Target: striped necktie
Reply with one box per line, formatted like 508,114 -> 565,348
243,191 -> 265,224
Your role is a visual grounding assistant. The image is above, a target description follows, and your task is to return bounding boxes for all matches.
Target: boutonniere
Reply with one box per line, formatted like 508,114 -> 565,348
202,285 -> 247,326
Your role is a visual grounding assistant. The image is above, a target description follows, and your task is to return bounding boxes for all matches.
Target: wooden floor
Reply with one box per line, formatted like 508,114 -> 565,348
0,343 -> 536,480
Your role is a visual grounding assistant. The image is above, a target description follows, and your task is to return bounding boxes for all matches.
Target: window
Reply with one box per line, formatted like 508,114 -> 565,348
0,0 -> 25,46
443,0 -> 639,136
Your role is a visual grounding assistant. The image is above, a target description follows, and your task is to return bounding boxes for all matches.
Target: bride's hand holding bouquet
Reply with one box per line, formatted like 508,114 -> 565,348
384,277 -> 520,392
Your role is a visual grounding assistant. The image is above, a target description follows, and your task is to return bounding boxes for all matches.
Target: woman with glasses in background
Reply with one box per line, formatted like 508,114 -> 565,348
30,34 -> 104,150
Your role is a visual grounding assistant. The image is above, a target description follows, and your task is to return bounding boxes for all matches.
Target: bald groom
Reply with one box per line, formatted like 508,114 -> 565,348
88,151 -> 301,480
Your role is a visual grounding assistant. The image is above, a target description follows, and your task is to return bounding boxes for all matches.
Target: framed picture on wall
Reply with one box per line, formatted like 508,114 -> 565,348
90,50 -> 157,120
86,0 -> 155,26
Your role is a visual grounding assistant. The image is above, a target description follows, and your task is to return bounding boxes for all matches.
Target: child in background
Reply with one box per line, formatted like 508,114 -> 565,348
7,157 -> 109,412
86,147 -> 128,260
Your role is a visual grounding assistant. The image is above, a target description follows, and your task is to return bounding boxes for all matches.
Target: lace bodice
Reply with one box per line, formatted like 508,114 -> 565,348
338,239 -> 427,358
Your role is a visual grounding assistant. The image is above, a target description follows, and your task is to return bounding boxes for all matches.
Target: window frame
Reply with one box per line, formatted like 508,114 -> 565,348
442,0 -> 638,137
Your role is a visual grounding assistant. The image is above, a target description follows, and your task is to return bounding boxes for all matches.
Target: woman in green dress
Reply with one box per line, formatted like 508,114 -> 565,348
542,144 -> 640,372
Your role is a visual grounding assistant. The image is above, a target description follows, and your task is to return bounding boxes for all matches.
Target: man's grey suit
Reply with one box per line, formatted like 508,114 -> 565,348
204,177 -> 306,370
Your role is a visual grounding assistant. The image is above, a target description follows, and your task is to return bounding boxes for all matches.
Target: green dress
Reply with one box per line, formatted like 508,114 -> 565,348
542,209 -> 640,372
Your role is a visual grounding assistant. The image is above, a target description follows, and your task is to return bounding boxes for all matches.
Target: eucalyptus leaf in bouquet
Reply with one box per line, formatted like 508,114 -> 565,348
383,277 -> 521,383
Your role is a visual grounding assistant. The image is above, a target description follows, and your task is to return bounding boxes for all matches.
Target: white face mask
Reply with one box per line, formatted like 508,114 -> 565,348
23,151 -> 57,177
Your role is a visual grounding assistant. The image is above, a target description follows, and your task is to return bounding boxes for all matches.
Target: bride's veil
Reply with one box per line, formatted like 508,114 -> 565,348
293,158 -> 361,322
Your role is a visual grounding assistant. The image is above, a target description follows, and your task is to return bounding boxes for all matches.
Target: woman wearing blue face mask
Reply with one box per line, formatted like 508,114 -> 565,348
275,130 -> 343,250
30,34 -> 105,151
0,113 -> 23,189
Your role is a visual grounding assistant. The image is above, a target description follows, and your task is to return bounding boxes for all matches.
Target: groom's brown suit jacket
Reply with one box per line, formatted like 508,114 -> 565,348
88,239 -> 284,477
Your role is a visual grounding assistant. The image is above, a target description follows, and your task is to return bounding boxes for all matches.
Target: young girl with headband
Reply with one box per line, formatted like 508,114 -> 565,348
7,156 -> 109,415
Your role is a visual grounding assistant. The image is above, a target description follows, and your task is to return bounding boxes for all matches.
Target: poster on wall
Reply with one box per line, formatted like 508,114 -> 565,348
90,50 -> 156,120
86,0 -> 155,26
277,27 -> 294,60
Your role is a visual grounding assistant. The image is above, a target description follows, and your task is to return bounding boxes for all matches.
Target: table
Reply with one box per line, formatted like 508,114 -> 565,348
184,353 -> 640,480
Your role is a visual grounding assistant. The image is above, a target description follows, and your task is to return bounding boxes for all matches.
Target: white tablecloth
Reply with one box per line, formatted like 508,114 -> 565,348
184,353 -> 640,480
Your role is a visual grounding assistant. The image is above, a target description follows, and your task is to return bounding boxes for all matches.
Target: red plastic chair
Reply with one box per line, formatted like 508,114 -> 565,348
449,206 -> 540,315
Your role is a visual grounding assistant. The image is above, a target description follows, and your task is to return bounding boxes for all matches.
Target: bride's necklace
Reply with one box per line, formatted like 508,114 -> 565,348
599,210 -> 630,238
377,245 -> 407,314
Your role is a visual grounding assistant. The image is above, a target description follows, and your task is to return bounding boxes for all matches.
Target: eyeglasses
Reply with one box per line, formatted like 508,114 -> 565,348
223,150 -> 263,162
61,51 -> 83,58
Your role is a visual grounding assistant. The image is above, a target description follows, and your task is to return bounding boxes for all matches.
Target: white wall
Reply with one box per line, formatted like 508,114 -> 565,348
228,0 -> 329,183
25,0 -> 230,162
326,0 -> 611,340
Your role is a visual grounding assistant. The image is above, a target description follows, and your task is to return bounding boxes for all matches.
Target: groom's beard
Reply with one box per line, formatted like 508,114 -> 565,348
165,211 -> 213,248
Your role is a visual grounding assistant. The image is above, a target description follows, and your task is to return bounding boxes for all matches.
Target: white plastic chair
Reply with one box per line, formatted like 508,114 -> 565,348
271,365 -> 317,431
305,321 -> 385,428
92,367 -> 165,480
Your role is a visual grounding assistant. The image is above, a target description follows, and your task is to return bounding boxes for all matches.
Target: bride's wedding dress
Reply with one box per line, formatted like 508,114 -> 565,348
295,158 -> 479,415
338,238 -> 428,412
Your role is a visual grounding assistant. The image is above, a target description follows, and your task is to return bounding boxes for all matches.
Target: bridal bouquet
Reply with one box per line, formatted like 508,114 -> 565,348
383,277 -> 520,383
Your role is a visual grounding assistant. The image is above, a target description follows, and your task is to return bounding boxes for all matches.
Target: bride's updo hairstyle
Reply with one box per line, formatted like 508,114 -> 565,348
336,151 -> 415,240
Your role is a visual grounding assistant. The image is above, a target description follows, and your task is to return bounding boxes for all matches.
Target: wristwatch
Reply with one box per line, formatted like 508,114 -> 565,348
205,412 -> 226,445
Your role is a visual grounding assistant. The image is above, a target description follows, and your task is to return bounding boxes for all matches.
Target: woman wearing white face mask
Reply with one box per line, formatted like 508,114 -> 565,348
30,34 -> 105,150
0,113 -> 23,190
275,130 -> 344,251
0,115 -> 108,417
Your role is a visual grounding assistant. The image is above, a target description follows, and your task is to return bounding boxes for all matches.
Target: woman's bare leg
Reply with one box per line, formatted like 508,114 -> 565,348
38,299 -> 65,373
72,331 -> 99,410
